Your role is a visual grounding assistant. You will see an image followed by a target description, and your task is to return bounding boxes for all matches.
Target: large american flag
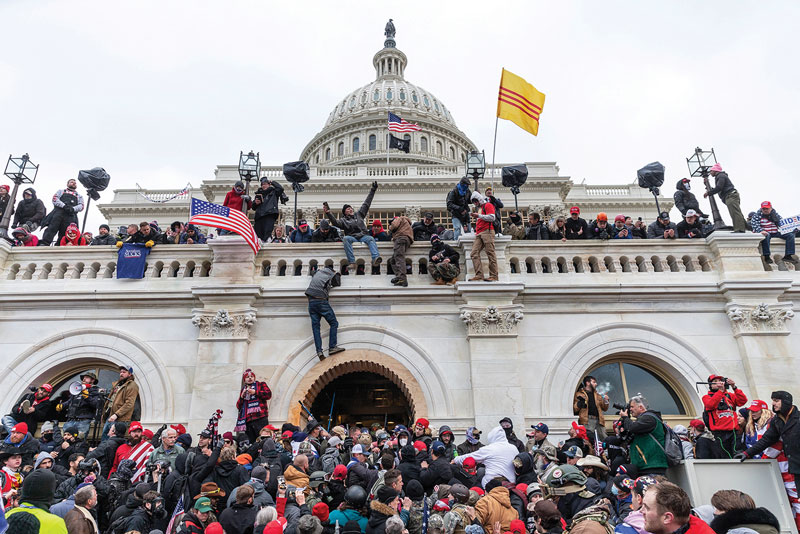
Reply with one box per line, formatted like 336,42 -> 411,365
188,197 -> 261,254
126,440 -> 155,483
388,112 -> 421,132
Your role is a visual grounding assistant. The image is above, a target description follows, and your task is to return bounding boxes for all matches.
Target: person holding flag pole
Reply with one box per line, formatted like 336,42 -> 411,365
490,68 -> 546,187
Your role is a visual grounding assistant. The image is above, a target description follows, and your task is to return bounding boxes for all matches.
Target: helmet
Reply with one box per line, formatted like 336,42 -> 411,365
344,485 -> 368,508
377,432 -> 390,442
309,471 -> 327,488
540,464 -> 587,497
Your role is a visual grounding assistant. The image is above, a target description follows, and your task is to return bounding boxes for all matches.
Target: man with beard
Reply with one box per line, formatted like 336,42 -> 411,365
89,224 -> 117,245
101,366 -> 140,443
235,369 -> 273,443
2,382 -> 54,436
40,178 -> 85,246
499,417 -> 525,452
428,234 -> 460,285
110,421 -> 146,474
11,187 -> 46,232
2,423 -> 40,467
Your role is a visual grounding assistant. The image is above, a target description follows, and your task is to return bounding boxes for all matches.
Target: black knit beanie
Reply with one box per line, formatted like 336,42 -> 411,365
20,469 -> 57,508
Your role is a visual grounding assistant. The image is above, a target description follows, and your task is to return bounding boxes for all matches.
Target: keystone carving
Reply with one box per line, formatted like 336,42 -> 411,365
193,309 -> 257,339
726,303 -> 794,336
460,305 -> 524,337
404,206 -> 421,222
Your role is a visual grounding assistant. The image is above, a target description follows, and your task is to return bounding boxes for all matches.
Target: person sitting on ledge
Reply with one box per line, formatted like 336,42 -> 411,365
323,181 -> 383,273
311,219 -> 340,243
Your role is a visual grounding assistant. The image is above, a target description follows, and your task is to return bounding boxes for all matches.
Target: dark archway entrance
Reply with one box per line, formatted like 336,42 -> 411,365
309,371 -> 413,429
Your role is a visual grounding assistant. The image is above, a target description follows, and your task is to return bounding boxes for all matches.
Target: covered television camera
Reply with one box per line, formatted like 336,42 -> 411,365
283,161 -> 310,226
501,164 -> 528,211
77,167 -> 111,201
637,161 -> 666,214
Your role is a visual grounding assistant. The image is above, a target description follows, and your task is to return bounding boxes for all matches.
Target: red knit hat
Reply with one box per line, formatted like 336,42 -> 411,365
415,418 -> 429,428
12,422 -> 28,434
470,486 -> 485,496
313,502 -> 330,522
510,519 -> 526,534
332,464 -> 348,481
413,441 -> 427,452
689,419 -> 705,430
143,429 -> 154,439
571,421 -> 588,441
205,523 -> 224,534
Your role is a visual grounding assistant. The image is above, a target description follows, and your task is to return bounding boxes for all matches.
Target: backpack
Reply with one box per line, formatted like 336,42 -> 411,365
648,422 -> 684,467
108,514 -> 130,534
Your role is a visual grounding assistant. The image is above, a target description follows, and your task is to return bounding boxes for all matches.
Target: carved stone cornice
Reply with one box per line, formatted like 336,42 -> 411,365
726,303 -> 794,337
460,305 -> 524,337
192,308 -> 257,340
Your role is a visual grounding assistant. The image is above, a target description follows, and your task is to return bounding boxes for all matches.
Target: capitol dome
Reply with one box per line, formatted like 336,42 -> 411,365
300,24 -> 477,166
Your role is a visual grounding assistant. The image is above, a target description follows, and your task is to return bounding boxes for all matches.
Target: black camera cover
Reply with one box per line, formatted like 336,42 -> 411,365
637,162 -> 665,189
501,165 -> 528,188
283,161 -> 310,184
78,167 -> 111,201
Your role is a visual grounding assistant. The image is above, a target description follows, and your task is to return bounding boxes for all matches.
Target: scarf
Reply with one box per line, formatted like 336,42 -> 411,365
77,505 -> 99,534
457,182 -> 469,197
235,383 -> 261,432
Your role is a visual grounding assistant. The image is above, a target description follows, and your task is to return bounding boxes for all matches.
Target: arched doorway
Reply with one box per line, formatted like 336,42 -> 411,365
309,371 -> 413,429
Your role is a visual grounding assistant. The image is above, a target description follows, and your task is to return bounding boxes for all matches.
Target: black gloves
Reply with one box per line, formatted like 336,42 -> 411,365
577,396 -> 587,409
343,436 -> 353,449
735,452 -> 748,462
371,181 -> 378,190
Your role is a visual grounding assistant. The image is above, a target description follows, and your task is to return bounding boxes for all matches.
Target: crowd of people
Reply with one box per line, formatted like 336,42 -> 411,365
1,365 -> 798,534
3,163 -> 797,273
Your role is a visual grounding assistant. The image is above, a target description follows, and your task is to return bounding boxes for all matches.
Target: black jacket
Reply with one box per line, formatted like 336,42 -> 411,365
124,508 -> 154,534
90,233 -> 117,246
55,439 -> 89,470
412,220 -> 437,242
677,219 -> 705,238
419,456 -> 453,494
565,217 -> 588,239
429,242 -> 459,265
366,500 -> 398,534
254,182 -> 288,218
526,222 -> 550,240
673,180 -> 705,216
345,460 -> 379,492
63,387 -> 102,421
205,460 -> 250,510
86,435 -> 125,474
325,187 -> 377,239
12,188 -> 46,227
647,220 -> 677,239
219,502 -> 258,534
311,228 -> 341,242
110,491 -> 143,525
746,406 -> 800,474
7,393 -> 54,430
446,184 -> 472,224
4,432 -> 40,467
708,171 -> 736,202
397,444 -> 421,485
587,221 -> 613,240
486,194 -> 504,232
709,507 -> 780,534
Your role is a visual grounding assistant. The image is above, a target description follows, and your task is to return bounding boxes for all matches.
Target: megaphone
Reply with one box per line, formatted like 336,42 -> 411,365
69,382 -> 86,396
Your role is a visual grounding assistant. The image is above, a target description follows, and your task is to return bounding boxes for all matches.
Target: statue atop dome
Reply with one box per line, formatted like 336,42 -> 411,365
384,18 -> 396,48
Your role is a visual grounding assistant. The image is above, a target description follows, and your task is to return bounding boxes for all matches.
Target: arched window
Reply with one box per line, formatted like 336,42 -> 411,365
435,140 -> 443,155
449,147 -> 455,159
369,134 -> 377,151
337,142 -> 344,156
325,148 -> 331,161
361,92 -> 367,104
420,136 -> 428,152
386,88 -> 393,100
434,101 -> 440,112
399,90 -> 406,101
349,96 -> 356,109
352,137 -> 360,153
579,360 -> 688,416
373,89 -> 380,102
412,92 -> 419,104
423,95 -> 430,107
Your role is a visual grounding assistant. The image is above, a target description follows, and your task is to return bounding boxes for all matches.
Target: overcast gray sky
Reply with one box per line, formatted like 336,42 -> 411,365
1,1 -> 798,231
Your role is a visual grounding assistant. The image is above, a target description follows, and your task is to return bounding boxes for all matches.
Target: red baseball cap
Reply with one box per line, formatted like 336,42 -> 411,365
749,400 -> 769,412
708,374 -> 725,382
614,214 -> 626,223
129,421 -> 143,432
462,457 -> 476,469
510,519 -> 526,534
761,201 -> 772,209
570,206 -> 580,214
689,419 -> 705,430
281,430 -> 294,440
415,418 -> 430,428
332,464 -> 348,480
262,424 -> 278,432
170,423 -> 187,435
40,383 -> 53,393
413,441 -> 427,452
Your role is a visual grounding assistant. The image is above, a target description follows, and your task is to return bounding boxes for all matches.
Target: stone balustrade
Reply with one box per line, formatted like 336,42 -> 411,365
1,232 -> 790,284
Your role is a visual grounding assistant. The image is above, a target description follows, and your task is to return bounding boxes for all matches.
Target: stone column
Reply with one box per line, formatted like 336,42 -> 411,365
458,283 -> 525,431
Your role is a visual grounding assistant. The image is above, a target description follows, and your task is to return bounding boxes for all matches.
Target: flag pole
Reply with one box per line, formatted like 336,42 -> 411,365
386,109 -> 390,166
489,116 -> 499,189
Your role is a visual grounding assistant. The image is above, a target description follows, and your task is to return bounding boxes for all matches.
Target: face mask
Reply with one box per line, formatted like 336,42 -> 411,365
399,438 -> 408,447
611,485 -> 620,496
684,183 -> 691,191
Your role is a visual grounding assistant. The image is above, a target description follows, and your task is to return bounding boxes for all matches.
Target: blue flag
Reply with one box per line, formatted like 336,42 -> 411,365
117,243 -> 151,279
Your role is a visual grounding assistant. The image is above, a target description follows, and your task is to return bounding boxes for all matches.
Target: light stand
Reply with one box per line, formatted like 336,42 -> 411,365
466,150 -> 486,193
283,161 -> 310,228
501,164 -> 528,213
686,147 -> 727,230
1,154 -> 38,242
238,151 -> 260,214
77,168 -> 111,234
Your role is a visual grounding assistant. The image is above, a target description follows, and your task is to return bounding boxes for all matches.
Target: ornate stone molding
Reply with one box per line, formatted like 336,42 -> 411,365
726,303 -> 794,336
460,305 -> 523,337
404,205 -> 421,222
192,309 -> 257,340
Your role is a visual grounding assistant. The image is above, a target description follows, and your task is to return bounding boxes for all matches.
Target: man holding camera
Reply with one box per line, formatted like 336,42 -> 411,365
253,176 -> 288,242
573,376 -> 610,440
619,395 -> 668,476
702,375 -> 747,459
40,178 -> 85,246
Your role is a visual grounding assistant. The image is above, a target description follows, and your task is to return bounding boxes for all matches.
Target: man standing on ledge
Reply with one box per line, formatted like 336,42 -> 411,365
468,192 -> 498,282
704,163 -> 746,233
305,265 -> 346,361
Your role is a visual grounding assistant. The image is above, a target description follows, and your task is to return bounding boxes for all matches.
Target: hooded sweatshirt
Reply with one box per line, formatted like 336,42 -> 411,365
11,227 -> 38,246
12,187 -> 46,227
454,426 -> 518,486
59,223 -> 86,246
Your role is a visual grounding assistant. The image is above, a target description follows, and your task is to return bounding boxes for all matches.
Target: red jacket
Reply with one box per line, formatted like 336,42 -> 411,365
223,189 -> 252,212
475,202 -> 496,234
684,514 -> 716,534
236,381 -> 272,422
702,388 -> 747,431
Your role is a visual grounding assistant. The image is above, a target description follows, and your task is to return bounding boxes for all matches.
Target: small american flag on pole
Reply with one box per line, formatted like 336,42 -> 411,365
388,111 -> 421,132
188,197 -> 261,254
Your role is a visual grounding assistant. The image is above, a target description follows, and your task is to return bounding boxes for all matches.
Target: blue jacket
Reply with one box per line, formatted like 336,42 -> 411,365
290,228 -> 313,243
49,495 -> 76,518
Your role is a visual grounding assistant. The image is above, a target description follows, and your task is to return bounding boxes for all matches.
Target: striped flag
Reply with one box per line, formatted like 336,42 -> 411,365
497,68 -> 546,136
388,112 -> 421,132
126,440 -> 155,483
188,197 -> 261,254
166,494 -> 184,534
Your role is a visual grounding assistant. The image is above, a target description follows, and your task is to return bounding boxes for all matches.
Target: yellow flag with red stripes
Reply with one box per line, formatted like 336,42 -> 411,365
497,68 -> 546,136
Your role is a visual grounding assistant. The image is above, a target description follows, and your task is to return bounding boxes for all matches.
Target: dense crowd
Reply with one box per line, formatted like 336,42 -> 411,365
1,366 -> 798,534
3,164 -> 797,277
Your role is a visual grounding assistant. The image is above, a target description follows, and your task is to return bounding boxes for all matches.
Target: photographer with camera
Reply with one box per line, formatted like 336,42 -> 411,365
702,375 -> 747,459
619,395 -> 668,476
253,176 -> 289,242
573,376 -> 610,441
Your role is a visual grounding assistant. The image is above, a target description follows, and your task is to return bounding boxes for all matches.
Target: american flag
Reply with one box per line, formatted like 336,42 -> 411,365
188,197 -> 261,254
127,440 -> 155,483
388,112 -> 421,132
166,495 -> 184,534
